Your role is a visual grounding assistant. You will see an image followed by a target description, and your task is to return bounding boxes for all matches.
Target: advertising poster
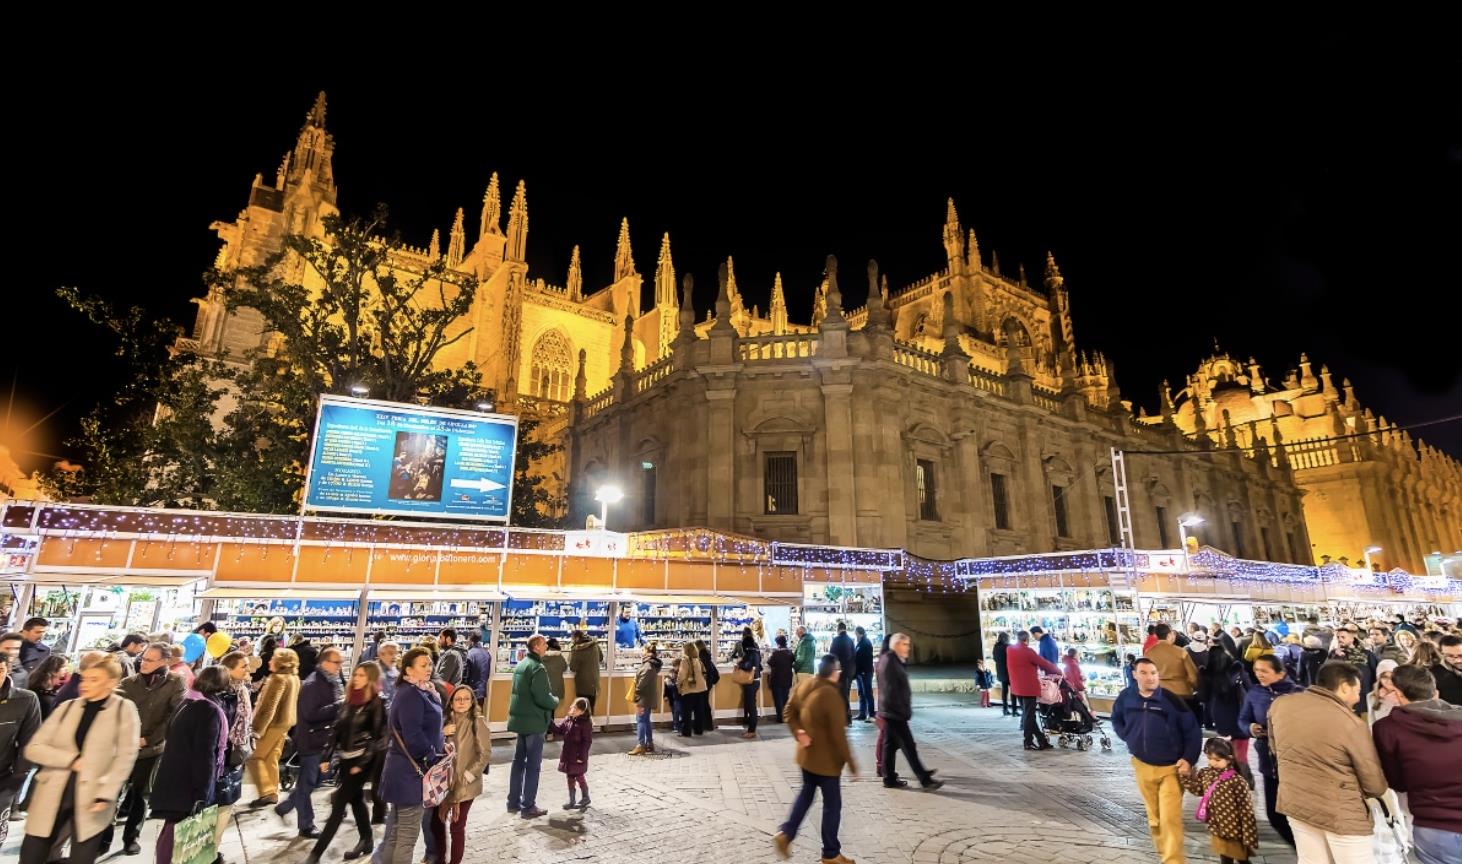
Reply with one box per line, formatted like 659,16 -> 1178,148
303,395 -> 518,522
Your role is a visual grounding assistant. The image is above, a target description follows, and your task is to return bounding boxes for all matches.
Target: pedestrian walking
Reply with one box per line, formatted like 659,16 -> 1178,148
774,655 -> 857,864
305,660 -> 384,864
1110,657 -> 1202,864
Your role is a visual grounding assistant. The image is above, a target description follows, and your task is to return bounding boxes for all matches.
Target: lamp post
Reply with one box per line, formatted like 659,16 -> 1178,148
1178,515 -> 1204,573
594,484 -> 624,530
1364,545 -> 1382,573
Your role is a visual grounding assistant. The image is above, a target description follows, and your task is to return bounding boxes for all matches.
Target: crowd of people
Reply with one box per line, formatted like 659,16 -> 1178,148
4,603 -> 1457,864
1106,614 -> 1461,864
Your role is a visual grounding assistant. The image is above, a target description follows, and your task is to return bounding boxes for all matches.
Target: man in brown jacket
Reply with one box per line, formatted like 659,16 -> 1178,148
774,655 -> 857,864
1268,660 -> 1389,863
1145,623 -> 1199,704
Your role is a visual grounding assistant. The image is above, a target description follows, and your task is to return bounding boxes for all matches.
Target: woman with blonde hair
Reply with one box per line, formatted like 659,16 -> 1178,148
676,641 -> 708,738
246,646 -> 300,807
1391,629 -> 1419,664
19,657 -> 139,864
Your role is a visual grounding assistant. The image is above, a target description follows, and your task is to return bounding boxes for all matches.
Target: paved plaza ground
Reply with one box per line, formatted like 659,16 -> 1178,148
4,693 -> 1299,864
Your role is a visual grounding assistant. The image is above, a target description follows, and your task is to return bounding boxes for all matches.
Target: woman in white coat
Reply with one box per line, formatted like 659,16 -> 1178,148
20,656 -> 140,864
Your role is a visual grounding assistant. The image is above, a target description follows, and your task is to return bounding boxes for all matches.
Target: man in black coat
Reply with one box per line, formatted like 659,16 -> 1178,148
829,623 -> 856,725
110,642 -> 187,855
876,634 -> 943,791
0,651 -> 40,825
853,626 -> 876,722
276,647 -> 344,838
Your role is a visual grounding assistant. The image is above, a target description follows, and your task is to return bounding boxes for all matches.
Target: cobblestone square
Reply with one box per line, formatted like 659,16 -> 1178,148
2,694 -> 1300,864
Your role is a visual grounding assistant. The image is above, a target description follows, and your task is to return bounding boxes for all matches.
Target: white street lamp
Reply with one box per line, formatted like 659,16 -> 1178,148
350,384 -> 369,397
594,485 -> 624,530
476,401 -> 495,413
1178,514 -> 1204,573
1364,545 -> 1382,573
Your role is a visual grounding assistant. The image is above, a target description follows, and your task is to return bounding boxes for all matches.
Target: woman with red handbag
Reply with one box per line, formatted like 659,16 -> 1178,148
378,648 -> 443,864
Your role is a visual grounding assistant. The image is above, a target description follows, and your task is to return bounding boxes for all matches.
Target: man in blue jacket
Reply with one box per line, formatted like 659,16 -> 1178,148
278,647 -> 344,837
615,609 -> 642,649
1031,625 -> 1061,666
1111,657 -> 1201,864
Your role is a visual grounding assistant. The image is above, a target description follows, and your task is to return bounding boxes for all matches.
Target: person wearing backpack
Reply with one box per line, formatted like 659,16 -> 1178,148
696,639 -> 720,733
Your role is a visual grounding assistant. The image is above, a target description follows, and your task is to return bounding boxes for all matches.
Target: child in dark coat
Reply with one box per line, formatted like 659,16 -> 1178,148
1179,737 -> 1258,864
974,660 -> 994,708
554,697 -> 594,810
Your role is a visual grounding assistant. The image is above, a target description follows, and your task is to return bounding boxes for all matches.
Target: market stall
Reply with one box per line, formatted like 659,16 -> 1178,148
961,545 -> 1462,711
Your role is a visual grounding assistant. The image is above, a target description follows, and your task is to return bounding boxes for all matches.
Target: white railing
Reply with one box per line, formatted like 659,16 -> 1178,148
738,333 -> 819,361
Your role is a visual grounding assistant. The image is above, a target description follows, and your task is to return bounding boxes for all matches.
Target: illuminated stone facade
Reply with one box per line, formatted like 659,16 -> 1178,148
568,216 -> 1312,564
1153,352 -> 1462,573
185,94 -> 1322,563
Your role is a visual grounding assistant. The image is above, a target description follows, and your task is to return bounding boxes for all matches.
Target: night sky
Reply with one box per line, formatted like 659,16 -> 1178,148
6,33 -> 1459,476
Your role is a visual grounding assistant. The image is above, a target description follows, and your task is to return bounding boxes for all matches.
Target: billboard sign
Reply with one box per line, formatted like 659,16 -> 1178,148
303,395 -> 518,523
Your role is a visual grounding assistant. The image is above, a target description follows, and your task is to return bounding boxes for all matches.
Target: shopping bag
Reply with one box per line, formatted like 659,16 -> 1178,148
1370,794 -> 1411,864
171,804 -> 221,864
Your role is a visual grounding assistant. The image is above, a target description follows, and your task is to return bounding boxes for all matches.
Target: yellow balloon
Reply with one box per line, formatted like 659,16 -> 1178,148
206,631 -> 233,658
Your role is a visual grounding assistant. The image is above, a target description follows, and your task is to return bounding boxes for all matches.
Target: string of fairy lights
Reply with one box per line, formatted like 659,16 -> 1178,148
2,502 -> 1455,597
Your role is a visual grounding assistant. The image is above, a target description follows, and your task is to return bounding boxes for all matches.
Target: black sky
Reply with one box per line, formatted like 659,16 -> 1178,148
6,31 -> 1460,472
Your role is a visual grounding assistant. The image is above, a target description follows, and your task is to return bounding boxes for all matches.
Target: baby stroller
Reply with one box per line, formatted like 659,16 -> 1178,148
1037,674 -> 1111,751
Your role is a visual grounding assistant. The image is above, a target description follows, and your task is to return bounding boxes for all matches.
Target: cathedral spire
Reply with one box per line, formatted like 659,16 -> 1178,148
619,312 -> 636,370
654,233 -> 675,308
566,245 -> 584,301
967,228 -> 982,272
711,262 -> 736,336
479,172 -> 501,237
725,255 -> 745,321
447,208 -> 466,266
821,255 -> 846,327
1160,380 -> 1176,423
428,228 -> 441,260
614,217 -> 636,280
678,274 -> 696,334
942,198 -> 963,270
506,180 -> 529,262
285,91 -> 336,198
771,272 -> 788,335
1043,251 -> 1064,292
865,260 -> 892,331
308,91 -> 327,129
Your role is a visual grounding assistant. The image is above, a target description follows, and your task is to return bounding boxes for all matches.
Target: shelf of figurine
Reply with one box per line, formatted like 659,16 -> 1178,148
980,587 -> 1136,613
715,605 -> 767,659
495,598 -> 611,669
804,611 -> 884,656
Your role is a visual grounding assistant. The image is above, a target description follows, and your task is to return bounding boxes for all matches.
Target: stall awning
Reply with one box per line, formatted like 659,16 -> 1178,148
201,586 -> 362,600
10,573 -> 206,587
722,593 -> 802,606
503,588 -> 638,602
370,588 -> 506,602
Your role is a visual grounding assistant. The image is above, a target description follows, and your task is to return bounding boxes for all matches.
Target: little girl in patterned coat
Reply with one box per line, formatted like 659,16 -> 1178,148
1180,737 -> 1258,864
